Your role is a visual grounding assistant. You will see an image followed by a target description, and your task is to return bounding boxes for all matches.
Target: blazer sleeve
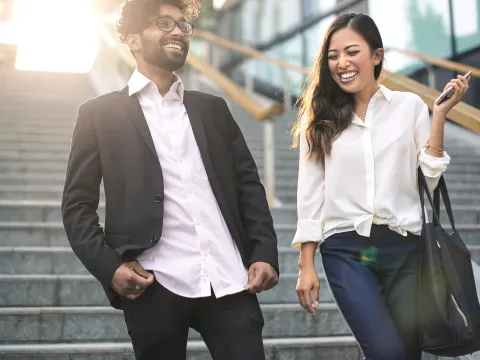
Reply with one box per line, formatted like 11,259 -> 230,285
218,98 -> 279,274
61,102 -> 122,299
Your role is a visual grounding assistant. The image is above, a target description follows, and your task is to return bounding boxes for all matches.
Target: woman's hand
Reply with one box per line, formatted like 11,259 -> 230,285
433,74 -> 470,117
296,264 -> 320,315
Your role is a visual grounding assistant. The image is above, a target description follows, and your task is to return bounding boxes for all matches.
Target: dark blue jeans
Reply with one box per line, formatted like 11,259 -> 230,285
320,225 -> 421,360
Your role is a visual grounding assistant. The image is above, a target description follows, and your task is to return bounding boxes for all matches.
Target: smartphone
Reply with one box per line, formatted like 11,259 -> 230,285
435,70 -> 472,105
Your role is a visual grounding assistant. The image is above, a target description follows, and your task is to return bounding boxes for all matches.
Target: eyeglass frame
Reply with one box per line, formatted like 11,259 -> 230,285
147,16 -> 195,37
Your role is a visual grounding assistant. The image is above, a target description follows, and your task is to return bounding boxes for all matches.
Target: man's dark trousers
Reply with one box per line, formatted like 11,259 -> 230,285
123,279 -> 265,360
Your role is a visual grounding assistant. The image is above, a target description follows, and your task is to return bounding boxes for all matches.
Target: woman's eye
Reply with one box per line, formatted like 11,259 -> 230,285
328,56 -> 338,60
348,51 -> 359,56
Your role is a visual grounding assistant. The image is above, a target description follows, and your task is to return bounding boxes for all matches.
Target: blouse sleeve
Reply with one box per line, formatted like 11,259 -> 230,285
414,97 -> 451,193
291,121 -> 326,248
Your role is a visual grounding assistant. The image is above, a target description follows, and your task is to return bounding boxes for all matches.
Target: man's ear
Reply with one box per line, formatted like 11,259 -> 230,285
126,34 -> 141,55
374,48 -> 384,66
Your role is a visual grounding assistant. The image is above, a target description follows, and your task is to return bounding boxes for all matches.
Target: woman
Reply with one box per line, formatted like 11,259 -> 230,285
292,12 -> 470,360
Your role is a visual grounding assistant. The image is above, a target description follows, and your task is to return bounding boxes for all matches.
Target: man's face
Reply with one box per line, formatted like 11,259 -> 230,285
137,4 -> 191,72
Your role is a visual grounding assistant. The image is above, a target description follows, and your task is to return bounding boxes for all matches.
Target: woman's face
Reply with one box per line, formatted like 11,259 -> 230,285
327,27 -> 382,94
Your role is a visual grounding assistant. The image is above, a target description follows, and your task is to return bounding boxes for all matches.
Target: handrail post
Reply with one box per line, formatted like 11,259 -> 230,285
427,64 -> 436,90
264,118 -> 276,206
245,61 -> 255,94
282,69 -> 291,111
212,45 -> 220,69
205,41 -> 211,65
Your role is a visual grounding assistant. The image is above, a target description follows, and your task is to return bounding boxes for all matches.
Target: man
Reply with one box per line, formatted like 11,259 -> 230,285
61,0 -> 279,359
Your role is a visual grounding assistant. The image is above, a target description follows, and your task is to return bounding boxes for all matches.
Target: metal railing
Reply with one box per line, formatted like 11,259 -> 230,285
97,17 -> 480,207
194,28 -> 480,134
385,47 -> 480,89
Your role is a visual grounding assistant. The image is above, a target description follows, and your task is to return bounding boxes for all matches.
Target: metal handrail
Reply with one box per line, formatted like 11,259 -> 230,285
194,28 -> 480,135
385,47 -> 480,78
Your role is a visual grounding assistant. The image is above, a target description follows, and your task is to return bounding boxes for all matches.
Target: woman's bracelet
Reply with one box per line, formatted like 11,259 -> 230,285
426,141 -> 444,154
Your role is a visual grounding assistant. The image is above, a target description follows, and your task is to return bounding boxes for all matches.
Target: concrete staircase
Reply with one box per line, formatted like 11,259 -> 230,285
0,68 -> 479,359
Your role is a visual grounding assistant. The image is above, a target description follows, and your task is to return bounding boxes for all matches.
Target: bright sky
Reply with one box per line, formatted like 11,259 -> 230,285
11,0 -> 99,73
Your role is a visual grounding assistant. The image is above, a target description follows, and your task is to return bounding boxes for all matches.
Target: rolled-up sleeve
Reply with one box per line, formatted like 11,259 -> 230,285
414,98 -> 450,192
291,124 -> 325,248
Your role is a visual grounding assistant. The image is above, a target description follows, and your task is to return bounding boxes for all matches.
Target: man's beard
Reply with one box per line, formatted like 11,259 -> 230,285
141,36 -> 189,72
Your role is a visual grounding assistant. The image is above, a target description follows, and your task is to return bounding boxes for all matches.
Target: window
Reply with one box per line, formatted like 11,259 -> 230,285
452,0 -> 480,53
369,0 -> 453,73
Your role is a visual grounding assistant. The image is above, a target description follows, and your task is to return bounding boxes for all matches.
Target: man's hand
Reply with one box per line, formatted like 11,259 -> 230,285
110,261 -> 154,300
246,262 -> 279,294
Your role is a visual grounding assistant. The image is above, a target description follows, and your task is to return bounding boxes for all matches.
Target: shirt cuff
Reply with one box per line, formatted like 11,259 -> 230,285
419,148 -> 451,177
291,219 -> 324,248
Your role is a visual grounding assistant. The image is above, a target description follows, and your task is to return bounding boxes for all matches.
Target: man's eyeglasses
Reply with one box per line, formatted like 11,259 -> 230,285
150,16 -> 194,37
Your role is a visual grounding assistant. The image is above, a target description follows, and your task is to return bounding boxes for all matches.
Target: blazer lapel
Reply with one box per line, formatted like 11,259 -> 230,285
119,86 -> 158,162
183,91 -> 217,178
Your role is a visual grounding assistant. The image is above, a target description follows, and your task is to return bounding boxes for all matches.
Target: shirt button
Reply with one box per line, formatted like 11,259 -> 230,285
154,194 -> 162,203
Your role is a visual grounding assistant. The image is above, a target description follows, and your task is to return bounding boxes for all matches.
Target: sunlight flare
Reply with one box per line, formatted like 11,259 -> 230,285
13,0 -> 99,73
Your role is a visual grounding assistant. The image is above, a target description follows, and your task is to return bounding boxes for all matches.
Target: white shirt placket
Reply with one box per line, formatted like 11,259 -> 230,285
168,111 -> 212,296
363,100 -> 376,215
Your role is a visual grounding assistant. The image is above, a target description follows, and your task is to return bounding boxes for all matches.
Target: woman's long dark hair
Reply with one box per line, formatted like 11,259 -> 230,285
292,13 -> 384,163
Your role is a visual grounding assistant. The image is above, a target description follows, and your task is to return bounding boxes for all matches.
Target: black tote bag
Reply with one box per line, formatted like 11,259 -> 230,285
418,168 -> 480,356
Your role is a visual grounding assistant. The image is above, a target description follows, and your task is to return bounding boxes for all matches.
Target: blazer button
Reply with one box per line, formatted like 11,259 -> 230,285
154,194 -> 162,203
151,236 -> 158,243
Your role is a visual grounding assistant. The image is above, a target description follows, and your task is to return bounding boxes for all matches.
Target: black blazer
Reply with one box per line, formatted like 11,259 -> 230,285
61,87 -> 279,309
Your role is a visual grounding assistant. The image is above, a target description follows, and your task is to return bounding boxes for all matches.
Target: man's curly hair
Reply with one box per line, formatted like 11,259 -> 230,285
116,0 -> 201,43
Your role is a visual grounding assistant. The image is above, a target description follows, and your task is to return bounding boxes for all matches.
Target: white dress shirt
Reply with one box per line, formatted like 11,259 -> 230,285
128,70 -> 248,298
292,85 -> 451,247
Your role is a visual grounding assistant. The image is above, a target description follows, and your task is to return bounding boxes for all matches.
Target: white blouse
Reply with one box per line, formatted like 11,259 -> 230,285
292,85 -> 450,247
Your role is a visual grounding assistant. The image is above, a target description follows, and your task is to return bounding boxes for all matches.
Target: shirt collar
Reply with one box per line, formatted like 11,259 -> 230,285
377,84 -> 392,102
351,85 -> 392,126
127,69 -> 184,101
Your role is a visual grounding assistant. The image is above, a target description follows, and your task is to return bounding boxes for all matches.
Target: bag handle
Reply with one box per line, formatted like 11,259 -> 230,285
433,176 -> 457,231
417,168 -> 441,226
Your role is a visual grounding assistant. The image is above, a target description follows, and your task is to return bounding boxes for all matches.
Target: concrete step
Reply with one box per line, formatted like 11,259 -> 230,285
0,130 -> 476,154
2,200 -> 480,225
0,246 -> 323,275
276,191 -> 480,206
0,273 -> 331,306
1,182 -> 479,202
0,134 -> 73,145
0,118 -> 75,126
0,142 -> 72,153
0,127 -> 74,137
0,161 -> 67,172
272,223 -> 480,247
1,221 -> 479,248
0,185 -> 108,201
3,166 -> 480,188
0,173 -> 68,186
1,243 -> 479,276
0,69 -> 94,92
272,180 -> 480,193
0,303 -> 350,343
1,146 -> 480,165
259,166 -> 480,179
0,140 -> 475,161
0,337 -> 361,360
0,151 -> 70,162
2,165 -> 480,185
2,150 -> 480,173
